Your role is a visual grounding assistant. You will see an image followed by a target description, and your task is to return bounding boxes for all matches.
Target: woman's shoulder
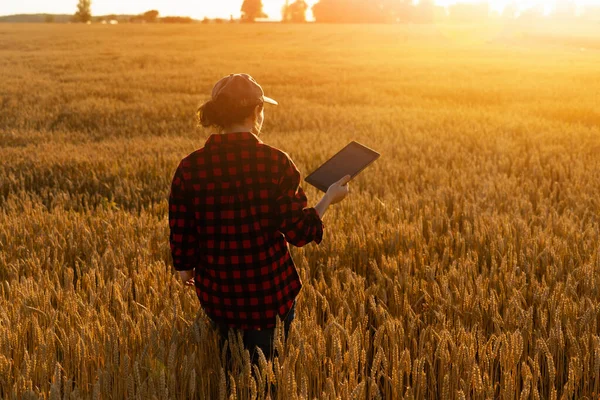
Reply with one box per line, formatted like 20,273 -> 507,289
176,147 -> 207,170
255,142 -> 295,166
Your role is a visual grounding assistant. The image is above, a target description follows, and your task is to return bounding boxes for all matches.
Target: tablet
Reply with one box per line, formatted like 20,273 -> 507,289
305,141 -> 380,192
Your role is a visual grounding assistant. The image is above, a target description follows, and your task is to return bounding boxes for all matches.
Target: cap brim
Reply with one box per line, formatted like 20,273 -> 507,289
263,96 -> 278,105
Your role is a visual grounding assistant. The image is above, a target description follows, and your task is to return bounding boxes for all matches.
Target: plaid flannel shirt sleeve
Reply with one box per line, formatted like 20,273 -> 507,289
168,163 -> 198,271
275,155 -> 324,247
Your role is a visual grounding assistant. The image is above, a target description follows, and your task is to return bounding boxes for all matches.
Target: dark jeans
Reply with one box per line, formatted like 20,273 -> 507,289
211,300 -> 296,366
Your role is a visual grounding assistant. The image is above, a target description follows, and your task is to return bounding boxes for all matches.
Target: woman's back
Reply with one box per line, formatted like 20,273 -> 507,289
169,131 -> 323,329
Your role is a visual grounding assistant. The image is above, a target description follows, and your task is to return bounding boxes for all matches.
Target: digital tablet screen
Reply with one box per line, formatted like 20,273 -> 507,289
304,141 -> 380,192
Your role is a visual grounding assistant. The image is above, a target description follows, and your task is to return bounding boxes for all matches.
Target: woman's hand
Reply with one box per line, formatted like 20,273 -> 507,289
315,175 -> 351,218
178,270 -> 195,287
326,175 -> 351,204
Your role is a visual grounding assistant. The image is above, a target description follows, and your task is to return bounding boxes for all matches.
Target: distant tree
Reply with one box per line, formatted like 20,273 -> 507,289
241,0 -> 267,22
518,4 -> 544,21
282,0 -> 290,21
311,0 -> 445,23
142,10 -> 159,23
202,17 -> 210,24
396,0 -> 417,22
311,0 -> 337,23
44,14 -> 55,23
553,0 -> 576,19
283,0 -> 309,23
413,0 -> 435,23
160,16 -> 194,23
502,2 -> 518,19
449,2 -> 489,22
312,0 -> 372,23
312,0 -> 412,23
73,0 -> 92,23
380,0 -> 416,23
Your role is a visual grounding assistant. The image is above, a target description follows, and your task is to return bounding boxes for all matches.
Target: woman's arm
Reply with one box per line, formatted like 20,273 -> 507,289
314,175 -> 351,219
275,155 -> 350,247
168,161 -> 198,284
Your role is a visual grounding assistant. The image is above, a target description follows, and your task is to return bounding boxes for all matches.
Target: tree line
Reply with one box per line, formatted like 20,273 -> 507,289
70,0 -> 596,24
71,1 -> 193,23
241,0 -> 433,23
243,0 -> 591,23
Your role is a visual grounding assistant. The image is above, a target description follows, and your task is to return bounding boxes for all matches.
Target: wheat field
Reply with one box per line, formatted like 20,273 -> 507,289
1,22 -> 600,399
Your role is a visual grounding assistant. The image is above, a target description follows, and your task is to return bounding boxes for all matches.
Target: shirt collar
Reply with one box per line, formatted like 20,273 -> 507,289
205,131 -> 262,148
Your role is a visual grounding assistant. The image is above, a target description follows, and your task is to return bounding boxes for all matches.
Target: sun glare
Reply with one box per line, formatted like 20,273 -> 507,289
432,0 -> 586,15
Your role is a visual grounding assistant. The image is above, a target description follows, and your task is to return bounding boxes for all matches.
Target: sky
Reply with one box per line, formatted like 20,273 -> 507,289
1,0 -> 599,19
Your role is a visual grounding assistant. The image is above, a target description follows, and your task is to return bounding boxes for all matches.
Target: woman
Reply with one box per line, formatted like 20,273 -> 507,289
168,73 -> 350,364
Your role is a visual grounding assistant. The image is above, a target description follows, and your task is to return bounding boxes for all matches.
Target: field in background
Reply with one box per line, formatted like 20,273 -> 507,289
1,22 -> 600,399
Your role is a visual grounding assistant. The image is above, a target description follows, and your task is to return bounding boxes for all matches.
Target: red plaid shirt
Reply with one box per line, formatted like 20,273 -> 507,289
169,131 -> 324,329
